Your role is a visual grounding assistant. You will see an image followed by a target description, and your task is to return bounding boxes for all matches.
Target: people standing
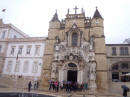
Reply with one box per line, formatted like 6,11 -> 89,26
36,81 -> 39,89
28,81 -> 32,92
49,80 -> 52,91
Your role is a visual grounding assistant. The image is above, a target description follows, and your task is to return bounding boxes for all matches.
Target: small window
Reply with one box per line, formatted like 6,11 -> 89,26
35,45 -> 40,55
6,61 -> 12,73
112,72 -> 119,82
121,63 -> 128,69
1,30 -> 6,39
26,46 -> 31,54
124,47 -> 129,55
18,46 -> 23,54
112,47 -> 117,56
14,61 -> 20,72
112,64 -> 119,70
32,61 -> 38,73
10,47 -> 15,55
23,61 -> 29,73
120,47 -> 129,56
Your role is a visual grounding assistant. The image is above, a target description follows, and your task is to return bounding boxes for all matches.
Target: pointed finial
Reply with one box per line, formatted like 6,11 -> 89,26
51,10 -> 59,21
82,8 -> 84,13
68,8 -> 69,14
56,9 -> 57,13
96,6 -> 98,9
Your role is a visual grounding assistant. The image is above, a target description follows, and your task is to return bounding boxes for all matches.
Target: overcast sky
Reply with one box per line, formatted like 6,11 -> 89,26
0,0 -> 130,44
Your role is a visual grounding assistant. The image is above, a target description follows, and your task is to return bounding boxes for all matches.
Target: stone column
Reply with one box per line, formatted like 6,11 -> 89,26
63,70 -> 67,81
77,70 -> 83,84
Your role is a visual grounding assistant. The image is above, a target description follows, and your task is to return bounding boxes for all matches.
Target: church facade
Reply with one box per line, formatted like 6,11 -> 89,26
41,7 -> 108,90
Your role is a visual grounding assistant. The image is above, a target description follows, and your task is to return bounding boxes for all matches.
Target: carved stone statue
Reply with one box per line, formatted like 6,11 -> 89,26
52,62 -> 57,73
89,62 -> 96,80
51,62 -> 57,79
90,36 -> 94,50
88,51 -> 95,61
55,45 -> 60,51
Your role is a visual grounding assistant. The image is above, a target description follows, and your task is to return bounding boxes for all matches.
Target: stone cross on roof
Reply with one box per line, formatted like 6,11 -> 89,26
73,6 -> 79,14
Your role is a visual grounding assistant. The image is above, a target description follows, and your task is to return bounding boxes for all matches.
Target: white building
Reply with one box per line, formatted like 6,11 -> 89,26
0,19 -> 46,79
0,19 -> 28,74
3,37 -> 45,77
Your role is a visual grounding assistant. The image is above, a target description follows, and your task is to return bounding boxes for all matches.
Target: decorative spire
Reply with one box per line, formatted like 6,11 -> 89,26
82,8 -> 84,13
93,7 -> 103,19
51,10 -> 59,22
68,8 -> 70,14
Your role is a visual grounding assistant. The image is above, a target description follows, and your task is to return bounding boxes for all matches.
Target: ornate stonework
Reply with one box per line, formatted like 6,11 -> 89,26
41,7 -> 108,91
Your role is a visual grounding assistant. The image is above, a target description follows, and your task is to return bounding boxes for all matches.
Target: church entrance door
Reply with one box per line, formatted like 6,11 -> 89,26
67,70 -> 77,82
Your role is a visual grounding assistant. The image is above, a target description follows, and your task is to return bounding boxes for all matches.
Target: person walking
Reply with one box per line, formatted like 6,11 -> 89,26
28,81 -> 32,92
121,85 -> 129,97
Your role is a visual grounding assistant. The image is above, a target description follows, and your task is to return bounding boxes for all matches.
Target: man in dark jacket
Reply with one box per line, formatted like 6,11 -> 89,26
28,81 -> 32,92
123,88 -> 129,97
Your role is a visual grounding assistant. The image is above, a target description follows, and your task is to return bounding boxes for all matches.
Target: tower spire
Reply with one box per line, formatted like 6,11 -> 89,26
93,7 -> 102,19
68,8 -> 70,14
51,10 -> 59,22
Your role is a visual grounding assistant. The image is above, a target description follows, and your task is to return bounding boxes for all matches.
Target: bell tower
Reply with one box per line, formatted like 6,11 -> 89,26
91,7 -> 108,90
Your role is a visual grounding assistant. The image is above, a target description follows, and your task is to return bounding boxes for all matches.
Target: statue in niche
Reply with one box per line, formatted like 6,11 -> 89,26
55,36 -> 60,44
69,55 -> 73,60
51,62 -> 57,79
90,36 -> 95,50
52,62 -> 57,73
54,52 -> 59,60
89,62 -> 96,80
60,42 -> 66,49
88,51 -> 95,61
55,45 -> 60,51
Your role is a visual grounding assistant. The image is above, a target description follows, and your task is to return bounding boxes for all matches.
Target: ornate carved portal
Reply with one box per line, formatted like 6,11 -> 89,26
51,25 -> 97,90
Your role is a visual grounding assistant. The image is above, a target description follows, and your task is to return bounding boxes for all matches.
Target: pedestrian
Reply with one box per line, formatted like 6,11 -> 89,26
49,80 -> 52,91
83,83 -> 88,91
121,85 -> 129,97
28,81 -> 32,92
123,89 -> 128,97
34,81 -> 38,90
36,81 -> 39,89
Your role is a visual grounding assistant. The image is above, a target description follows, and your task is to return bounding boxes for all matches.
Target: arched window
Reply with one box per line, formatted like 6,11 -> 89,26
72,33 -> 78,47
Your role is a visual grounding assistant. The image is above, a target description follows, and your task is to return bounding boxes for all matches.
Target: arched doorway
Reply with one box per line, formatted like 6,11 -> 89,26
67,63 -> 77,82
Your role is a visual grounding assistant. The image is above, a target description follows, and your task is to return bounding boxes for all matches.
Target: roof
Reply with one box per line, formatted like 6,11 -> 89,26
106,44 -> 130,46
51,11 -> 59,22
8,37 -> 46,42
93,8 -> 103,19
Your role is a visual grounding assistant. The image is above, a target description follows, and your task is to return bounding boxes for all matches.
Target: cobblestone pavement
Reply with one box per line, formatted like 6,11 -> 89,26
0,88 -> 129,97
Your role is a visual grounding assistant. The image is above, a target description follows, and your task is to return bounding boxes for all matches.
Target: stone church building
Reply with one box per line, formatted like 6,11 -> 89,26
41,7 -> 108,91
